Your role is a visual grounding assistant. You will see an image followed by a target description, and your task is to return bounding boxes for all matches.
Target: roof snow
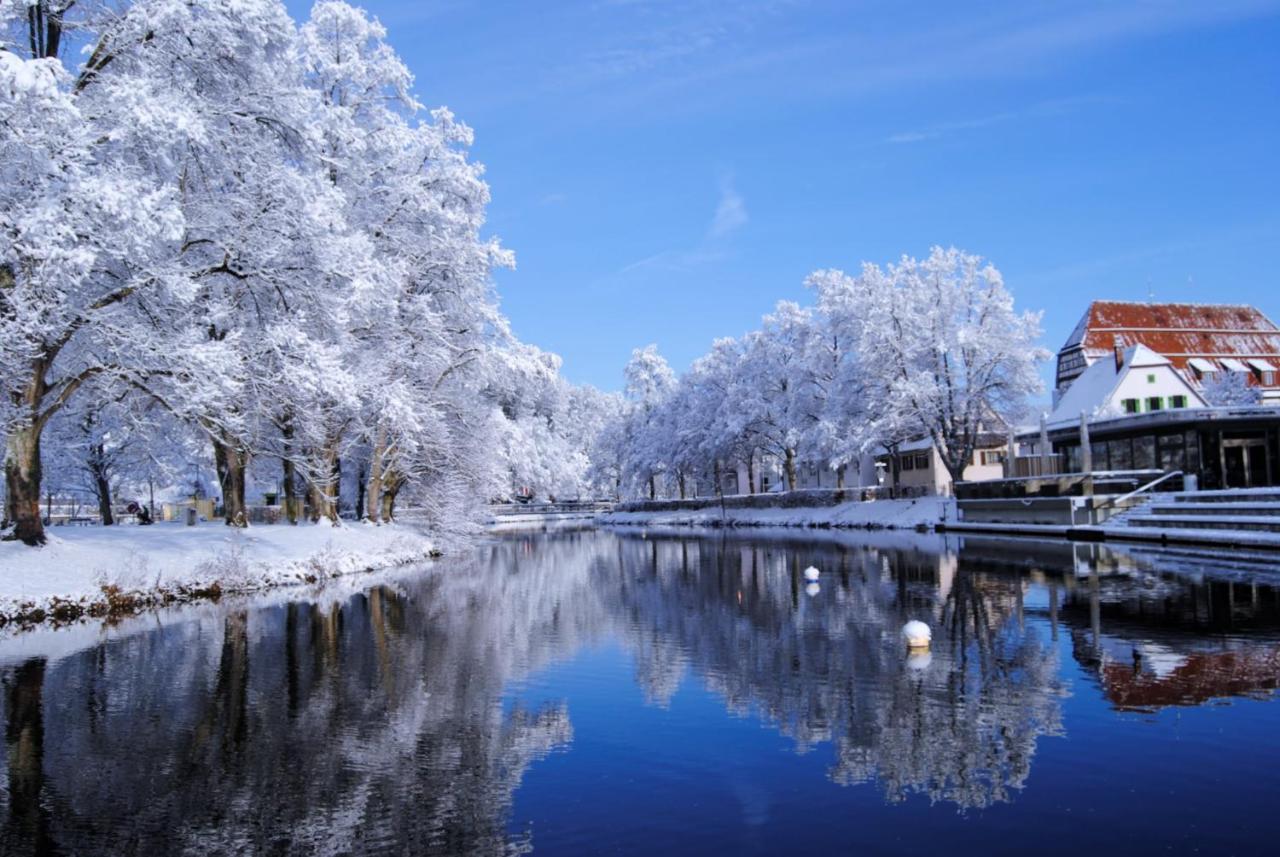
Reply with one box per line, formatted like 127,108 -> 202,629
1048,344 -> 1200,426
1059,301 -> 1280,375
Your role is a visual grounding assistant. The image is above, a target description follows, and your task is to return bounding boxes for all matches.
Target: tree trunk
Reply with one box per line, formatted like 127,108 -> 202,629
213,438 -> 249,528
91,446 -> 114,526
380,484 -> 396,522
678,471 -> 686,500
355,462 -> 367,523
327,452 -> 341,523
747,454 -> 756,495
281,421 -> 299,524
3,425 -> 45,545
943,442 -> 971,485
365,426 -> 387,523
784,447 -> 797,492
648,475 -> 656,500
836,464 -> 846,490
307,440 -> 341,525
307,478 -> 325,523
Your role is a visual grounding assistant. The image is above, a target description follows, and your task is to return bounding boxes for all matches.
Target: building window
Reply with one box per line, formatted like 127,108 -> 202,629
1122,398 -> 1140,414
1147,373 -> 1156,384
916,453 -> 929,470
901,456 -> 914,471
1146,396 -> 1163,411
1170,395 -> 1187,408
979,450 -> 1004,466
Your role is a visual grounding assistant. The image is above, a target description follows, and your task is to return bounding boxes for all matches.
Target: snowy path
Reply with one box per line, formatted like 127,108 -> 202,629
0,521 -> 435,625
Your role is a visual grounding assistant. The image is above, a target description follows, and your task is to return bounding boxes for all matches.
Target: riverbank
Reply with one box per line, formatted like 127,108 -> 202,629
0,521 -> 437,628
600,496 -> 951,529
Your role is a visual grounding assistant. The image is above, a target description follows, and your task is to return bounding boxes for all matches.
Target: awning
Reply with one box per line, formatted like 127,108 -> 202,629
1187,357 -> 1217,374
1248,358 -> 1278,373
1219,357 -> 1251,373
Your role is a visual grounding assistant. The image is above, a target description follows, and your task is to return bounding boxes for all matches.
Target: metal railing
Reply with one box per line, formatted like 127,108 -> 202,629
1095,470 -> 1184,511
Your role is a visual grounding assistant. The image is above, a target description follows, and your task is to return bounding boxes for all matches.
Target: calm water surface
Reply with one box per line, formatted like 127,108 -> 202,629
1,528 -> 1279,856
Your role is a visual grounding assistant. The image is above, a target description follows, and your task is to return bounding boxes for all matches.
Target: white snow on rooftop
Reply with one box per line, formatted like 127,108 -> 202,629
1049,344 -> 1200,426
1248,358 -> 1277,372
1188,357 -> 1217,373
1219,357 -> 1251,372
1125,344 -> 1172,368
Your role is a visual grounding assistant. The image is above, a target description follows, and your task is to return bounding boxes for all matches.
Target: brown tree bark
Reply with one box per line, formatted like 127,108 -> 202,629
213,437 -> 249,527
365,426 -> 387,523
306,439 -> 342,524
281,421 -> 299,524
91,444 -> 114,525
327,452 -> 341,523
3,425 -> 45,546
379,471 -> 404,522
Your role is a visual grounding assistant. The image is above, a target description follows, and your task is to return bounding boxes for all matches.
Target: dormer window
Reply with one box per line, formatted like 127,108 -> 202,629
1247,358 -> 1277,386
1188,357 -> 1217,380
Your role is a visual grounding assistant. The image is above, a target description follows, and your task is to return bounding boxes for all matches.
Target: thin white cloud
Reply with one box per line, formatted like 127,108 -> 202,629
599,175 -> 748,285
708,177 -> 748,239
883,95 -> 1120,145
886,130 -> 933,144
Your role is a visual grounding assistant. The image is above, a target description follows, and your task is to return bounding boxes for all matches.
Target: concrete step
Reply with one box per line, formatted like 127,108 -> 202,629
1127,514 -> 1280,533
1168,489 -> 1280,503
1149,502 -> 1280,516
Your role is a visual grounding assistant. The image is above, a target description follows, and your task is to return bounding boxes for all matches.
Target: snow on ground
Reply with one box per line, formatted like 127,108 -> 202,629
0,521 -> 435,624
599,496 -> 953,530
0,559 -> 432,658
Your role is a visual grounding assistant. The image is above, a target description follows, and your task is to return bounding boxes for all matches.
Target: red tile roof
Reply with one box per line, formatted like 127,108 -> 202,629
1062,301 -> 1280,374
1099,645 -> 1280,711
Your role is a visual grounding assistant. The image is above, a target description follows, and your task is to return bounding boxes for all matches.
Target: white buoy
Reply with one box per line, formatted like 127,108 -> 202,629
803,566 -> 820,582
805,582 -> 821,597
902,620 -> 931,649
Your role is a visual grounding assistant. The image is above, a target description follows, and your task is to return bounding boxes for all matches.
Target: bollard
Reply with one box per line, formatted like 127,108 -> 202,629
186,507 -> 197,526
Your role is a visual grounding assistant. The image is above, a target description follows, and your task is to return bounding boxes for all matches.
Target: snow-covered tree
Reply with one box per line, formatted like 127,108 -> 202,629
1201,370 -> 1262,407
816,247 -> 1047,482
622,345 -> 677,499
600,247 -> 1046,498
1,9 -> 184,544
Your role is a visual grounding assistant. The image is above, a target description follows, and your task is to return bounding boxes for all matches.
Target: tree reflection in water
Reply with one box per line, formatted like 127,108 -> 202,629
0,530 -> 1277,854
608,534 -> 1065,809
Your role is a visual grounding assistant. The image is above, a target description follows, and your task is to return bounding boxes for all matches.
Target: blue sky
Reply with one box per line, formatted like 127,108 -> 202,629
287,0 -> 1280,392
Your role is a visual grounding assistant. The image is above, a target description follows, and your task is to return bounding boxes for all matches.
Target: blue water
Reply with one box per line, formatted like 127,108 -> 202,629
0,528 -> 1277,855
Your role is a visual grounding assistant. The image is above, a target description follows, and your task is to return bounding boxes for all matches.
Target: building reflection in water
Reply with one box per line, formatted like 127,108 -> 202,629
1055,543 -> 1280,712
0,529 -> 1277,853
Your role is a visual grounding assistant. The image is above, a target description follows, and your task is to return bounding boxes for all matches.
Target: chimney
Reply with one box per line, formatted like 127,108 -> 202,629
1114,345 -> 1125,372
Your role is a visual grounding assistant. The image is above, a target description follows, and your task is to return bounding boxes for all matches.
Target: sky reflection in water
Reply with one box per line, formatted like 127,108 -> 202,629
1,529 -> 1278,856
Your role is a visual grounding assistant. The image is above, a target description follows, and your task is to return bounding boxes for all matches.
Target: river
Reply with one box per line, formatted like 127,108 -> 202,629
1,527 -> 1277,855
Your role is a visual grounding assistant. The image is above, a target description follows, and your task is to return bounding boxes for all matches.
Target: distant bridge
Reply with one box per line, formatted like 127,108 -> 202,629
486,500 -> 614,527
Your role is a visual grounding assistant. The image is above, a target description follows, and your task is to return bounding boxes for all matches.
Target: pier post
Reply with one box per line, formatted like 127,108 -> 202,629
1079,411 -> 1094,498
1039,413 -> 1052,475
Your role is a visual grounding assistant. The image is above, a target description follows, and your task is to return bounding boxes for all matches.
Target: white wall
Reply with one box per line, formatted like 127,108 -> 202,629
1108,363 -> 1202,414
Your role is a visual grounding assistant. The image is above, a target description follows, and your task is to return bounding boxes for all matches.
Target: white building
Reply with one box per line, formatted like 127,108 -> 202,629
1047,344 -> 1206,427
